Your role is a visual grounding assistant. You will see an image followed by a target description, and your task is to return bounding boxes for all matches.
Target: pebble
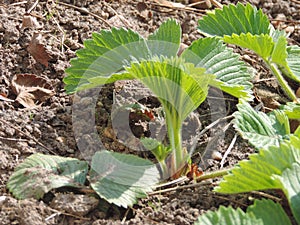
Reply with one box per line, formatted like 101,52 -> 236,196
25,125 -> 33,133
103,127 -> 115,140
0,196 -> 7,205
5,127 -> 15,136
211,150 -> 222,161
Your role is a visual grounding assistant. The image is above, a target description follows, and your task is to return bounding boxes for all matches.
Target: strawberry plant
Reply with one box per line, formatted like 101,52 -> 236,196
196,124 -> 300,224
195,3 -> 300,224
7,17 -> 253,209
63,18 -> 253,179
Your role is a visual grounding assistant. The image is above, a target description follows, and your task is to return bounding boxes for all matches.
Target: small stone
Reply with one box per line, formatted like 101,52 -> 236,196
285,26 -> 295,35
5,127 -> 15,136
25,125 -> 33,133
0,196 -> 7,205
211,150 -> 222,161
103,127 -> 115,140
66,148 -> 75,154
56,136 -> 66,143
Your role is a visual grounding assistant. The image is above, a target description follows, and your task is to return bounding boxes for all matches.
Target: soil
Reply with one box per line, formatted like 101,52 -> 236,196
0,0 -> 299,224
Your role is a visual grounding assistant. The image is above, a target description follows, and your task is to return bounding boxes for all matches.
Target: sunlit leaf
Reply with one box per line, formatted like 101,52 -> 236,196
64,19 -> 182,93
89,150 -> 159,208
141,137 -> 172,162
195,205 -> 257,225
181,37 -> 253,100
280,102 -> 300,119
271,35 -> 288,66
216,135 -> 300,193
270,29 -> 286,43
224,33 -> 274,60
233,100 -> 290,149
125,57 -> 212,122
64,28 -> 148,93
198,3 -> 270,37
148,19 -> 181,57
285,45 -> 300,82
274,163 -> 300,224
7,153 -> 88,199
247,198 -> 292,225
195,199 -> 291,225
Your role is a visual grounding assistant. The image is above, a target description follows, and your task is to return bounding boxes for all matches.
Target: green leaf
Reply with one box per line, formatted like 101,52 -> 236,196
64,19 -> 182,94
233,100 -> 290,149
89,150 -> 159,208
181,37 -> 253,100
269,110 -> 291,135
148,19 -> 181,57
195,205 -> 257,225
7,153 -> 88,199
274,163 -> 300,224
224,33 -> 274,60
270,28 -> 286,43
216,135 -> 300,193
141,137 -> 172,162
196,199 -> 291,225
295,126 -> 300,137
271,34 -> 288,66
285,45 -> 300,82
247,198 -> 292,225
64,28 -> 148,93
280,102 -> 300,120
198,3 -> 270,37
126,57 -> 212,122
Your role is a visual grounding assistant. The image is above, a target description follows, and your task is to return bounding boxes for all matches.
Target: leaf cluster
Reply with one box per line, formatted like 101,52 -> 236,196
7,150 -> 159,208
63,15 -> 254,179
196,3 -> 300,224
199,2 -> 300,100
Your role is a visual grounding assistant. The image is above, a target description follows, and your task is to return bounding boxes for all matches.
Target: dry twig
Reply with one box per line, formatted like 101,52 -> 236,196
149,180 -> 212,195
47,207 -> 90,221
190,115 -> 234,154
8,1 -> 27,7
26,0 -> 39,14
0,136 -> 28,142
220,133 -> 238,168
151,0 -> 206,15
250,191 -> 282,202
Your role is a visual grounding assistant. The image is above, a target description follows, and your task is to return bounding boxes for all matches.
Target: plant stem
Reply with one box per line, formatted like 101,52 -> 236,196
165,110 -> 186,176
195,168 -> 231,182
149,168 -> 232,195
268,62 -> 298,102
173,121 -> 183,169
159,160 -> 168,179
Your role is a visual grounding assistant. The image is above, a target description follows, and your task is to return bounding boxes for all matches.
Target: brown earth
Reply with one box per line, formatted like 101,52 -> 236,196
0,0 -> 299,224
